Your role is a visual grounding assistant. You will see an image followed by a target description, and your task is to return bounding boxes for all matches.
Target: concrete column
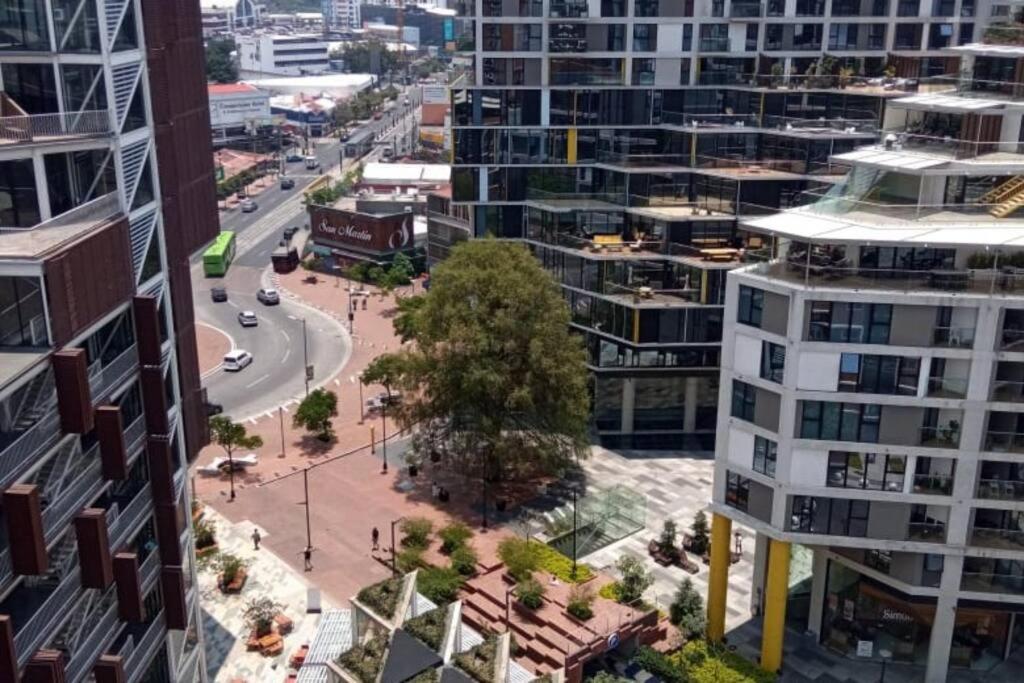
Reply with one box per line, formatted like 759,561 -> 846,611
761,539 -> 792,674
750,532 -> 770,617
925,555 -> 964,683
806,549 -> 829,638
32,153 -> 51,221
620,377 -> 635,434
683,376 -> 699,433
707,513 -> 733,642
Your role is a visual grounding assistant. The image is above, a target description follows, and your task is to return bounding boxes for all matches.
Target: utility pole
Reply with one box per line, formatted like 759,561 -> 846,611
380,392 -> 388,473
279,406 -> 286,458
571,485 -> 578,579
302,318 -> 310,396
303,467 -> 312,552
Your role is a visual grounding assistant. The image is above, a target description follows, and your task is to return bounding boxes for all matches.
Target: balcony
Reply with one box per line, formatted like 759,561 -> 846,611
88,344 -> 139,402
970,527 -> 1024,551
661,111 -> 759,128
1,191 -> 120,234
699,38 -> 730,52
0,95 -> 111,148
729,1 -> 763,17
912,473 -> 954,495
977,479 -> 1024,501
0,410 -> 61,492
906,522 -> 947,542
61,588 -> 119,682
926,376 -> 968,399
869,132 -> 1024,163
123,612 -> 167,681
985,430 -> 1024,454
933,326 -> 975,349
961,572 -> 1024,596
11,566 -> 82,667
108,486 -> 154,551
918,424 -> 961,449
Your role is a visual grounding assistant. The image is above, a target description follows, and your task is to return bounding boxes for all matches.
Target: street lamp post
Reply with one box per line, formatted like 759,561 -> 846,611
228,450 -> 236,501
358,375 -> 364,424
303,467 -> 312,551
302,318 -> 310,396
571,485 -> 578,579
380,389 -> 388,473
879,649 -> 892,683
389,517 -> 404,577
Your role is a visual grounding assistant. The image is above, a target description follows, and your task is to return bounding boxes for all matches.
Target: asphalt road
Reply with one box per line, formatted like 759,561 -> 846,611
193,89 -> 421,420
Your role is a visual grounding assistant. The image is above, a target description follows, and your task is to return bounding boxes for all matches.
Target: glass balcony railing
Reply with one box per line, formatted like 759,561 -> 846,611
991,380 -> 1024,403
933,326 -> 976,349
872,132 -> 1024,160
976,479 -> 1024,501
698,38 -> 730,51
961,572 -> 1024,595
907,522 -> 947,542
926,376 -> 968,399
919,425 -> 961,448
984,431 -> 1024,454
970,527 -> 1024,550
912,473 -> 954,495
0,109 -> 111,146
2,191 -> 120,233
1001,328 -> 1024,350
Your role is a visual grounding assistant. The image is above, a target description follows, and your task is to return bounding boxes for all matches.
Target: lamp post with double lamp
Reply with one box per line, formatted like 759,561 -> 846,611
389,516 -> 404,577
878,649 -> 892,682
380,387 -> 389,473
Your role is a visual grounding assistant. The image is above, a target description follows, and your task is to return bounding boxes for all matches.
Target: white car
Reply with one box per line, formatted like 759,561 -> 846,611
223,349 -> 253,371
238,311 -> 258,327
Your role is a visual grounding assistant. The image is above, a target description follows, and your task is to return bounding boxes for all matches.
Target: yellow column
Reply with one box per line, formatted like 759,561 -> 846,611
706,513 -> 732,642
760,539 -> 792,673
567,128 -> 578,165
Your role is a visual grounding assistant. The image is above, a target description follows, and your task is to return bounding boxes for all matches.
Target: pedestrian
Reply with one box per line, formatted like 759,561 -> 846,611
251,528 -> 261,550
372,526 -> 380,551
303,546 -> 313,571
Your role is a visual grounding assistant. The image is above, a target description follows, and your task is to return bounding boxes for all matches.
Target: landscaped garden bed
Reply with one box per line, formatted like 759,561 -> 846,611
356,578 -> 404,620
454,636 -> 499,683
404,607 -> 447,651
337,634 -> 389,683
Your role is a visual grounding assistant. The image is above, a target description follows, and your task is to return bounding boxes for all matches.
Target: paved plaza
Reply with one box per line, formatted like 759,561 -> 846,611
198,507 -> 332,682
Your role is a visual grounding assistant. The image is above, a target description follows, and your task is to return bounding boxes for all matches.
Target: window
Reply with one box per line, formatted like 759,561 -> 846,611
682,24 -> 693,50
737,285 -> 764,327
808,301 -> 891,344
800,401 -> 881,442
731,380 -> 756,422
897,0 -> 920,15
827,451 -> 906,491
838,353 -> 920,395
753,436 -> 777,478
726,471 -> 750,512
760,342 -> 785,383
633,24 -> 657,51
866,549 -> 892,573
790,496 -> 870,536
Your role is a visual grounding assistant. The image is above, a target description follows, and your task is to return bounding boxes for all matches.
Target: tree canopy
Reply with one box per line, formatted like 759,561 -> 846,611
366,239 -> 590,482
209,415 -> 263,458
333,40 -> 399,75
205,37 -> 238,84
293,389 -> 339,442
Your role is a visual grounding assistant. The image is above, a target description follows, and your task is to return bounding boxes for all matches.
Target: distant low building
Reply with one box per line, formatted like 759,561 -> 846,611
270,95 -> 337,137
244,73 -> 375,99
359,3 -> 456,49
237,33 -> 331,77
207,82 -> 271,144
359,162 -> 450,193
200,0 -> 260,36
323,0 -> 361,30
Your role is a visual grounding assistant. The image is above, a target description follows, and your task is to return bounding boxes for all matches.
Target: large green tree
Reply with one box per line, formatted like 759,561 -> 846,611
334,40 -> 399,75
293,389 -> 339,442
205,37 -> 238,84
209,416 -> 263,500
368,239 -> 590,489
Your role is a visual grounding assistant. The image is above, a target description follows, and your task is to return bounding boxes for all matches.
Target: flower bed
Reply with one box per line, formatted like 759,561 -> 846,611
533,541 -> 594,583
404,607 -> 447,651
337,635 -> 389,683
673,641 -> 776,683
454,636 -> 499,683
357,578 -> 403,620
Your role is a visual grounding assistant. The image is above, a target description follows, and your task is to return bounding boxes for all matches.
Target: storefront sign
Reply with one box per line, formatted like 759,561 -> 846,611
310,206 -> 413,253
856,641 -> 873,658
881,608 -> 915,624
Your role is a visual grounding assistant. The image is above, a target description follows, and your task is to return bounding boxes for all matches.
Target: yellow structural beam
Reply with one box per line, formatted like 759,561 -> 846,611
567,128 -> 578,165
760,539 -> 791,673
706,513 -> 732,642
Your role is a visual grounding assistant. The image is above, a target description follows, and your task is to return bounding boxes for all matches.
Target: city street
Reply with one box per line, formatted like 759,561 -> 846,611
193,88 -> 422,419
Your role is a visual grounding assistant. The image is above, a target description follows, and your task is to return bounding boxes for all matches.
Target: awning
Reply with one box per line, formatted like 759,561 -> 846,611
893,93 -> 1009,112
832,148 -> 951,170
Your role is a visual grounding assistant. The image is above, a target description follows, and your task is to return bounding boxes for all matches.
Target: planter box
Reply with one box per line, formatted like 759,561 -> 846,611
219,568 -> 248,594
196,544 -> 219,558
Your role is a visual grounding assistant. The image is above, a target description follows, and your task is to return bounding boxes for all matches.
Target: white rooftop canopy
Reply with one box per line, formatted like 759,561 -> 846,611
892,93 -> 1006,112
950,43 -> 1024,57
833,148 -> 949,170
745,209 -> 1024,247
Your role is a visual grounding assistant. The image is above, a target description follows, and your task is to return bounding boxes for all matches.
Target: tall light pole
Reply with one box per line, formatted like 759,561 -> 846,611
228,449 -> 236,501
303,467 -> 312,552
380,388 -> 388,473
571,484 -> 578,579
302,318 -> 310,396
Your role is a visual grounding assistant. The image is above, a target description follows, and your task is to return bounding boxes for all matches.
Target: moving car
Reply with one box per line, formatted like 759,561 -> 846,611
404,97 -> 411,106
283,226 -> 299,240
211,287 -> 227,302
304,156 -> 319,170
204,401 -> 224,417
381,148 -> 394,161
222,349 -> 253,371
286,153 -> 303,163
257,288 -> 280,305
240,199 -> 258,213
280,177 -> 295,190
238,311 -> 258,327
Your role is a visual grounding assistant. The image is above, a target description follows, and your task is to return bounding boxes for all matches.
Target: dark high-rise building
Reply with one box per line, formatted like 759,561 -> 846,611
0,0 -> 219,679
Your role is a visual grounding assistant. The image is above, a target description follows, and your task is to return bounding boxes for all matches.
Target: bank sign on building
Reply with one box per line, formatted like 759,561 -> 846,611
309,205 -> 415,264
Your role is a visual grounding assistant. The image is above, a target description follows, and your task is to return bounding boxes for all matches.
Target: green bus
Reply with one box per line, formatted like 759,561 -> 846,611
202,231 -> 237,277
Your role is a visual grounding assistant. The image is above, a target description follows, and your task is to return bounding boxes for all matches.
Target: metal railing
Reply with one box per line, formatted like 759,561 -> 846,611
65,596 -> 119,682
933,326 -> 976,349
970,527 -> 1024,550
125,414 -> 147,465
124,613 -> 166,681
14,568 -> 82,667
991,380 -> 1024,403
977,479 -> 1024,501
2,191 -> 120,233
41,450 -> 103,533
88,344 -> 139,401
871,132 -> 1024,160
0,109 -> 110,145
0,410 -> 61,491
926,376 -> 968,399
761,115 -> 878,135
109,486 -> 153,551
961,572 -> 1024,595
984,431 -> 1024,454
907,522 -> 947,542
912,473 -> 954,495
140,550 -> 160,590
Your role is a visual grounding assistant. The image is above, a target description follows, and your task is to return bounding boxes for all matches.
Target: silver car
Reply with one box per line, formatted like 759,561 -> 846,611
237,311 -> 258,327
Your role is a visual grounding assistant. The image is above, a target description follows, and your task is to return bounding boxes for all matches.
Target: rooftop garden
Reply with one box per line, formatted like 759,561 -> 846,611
404,607 -> 447,652
356,577 -> 403,621
630,641 -> 777,683
453,636 -> 499,683
337,634 -> 389,683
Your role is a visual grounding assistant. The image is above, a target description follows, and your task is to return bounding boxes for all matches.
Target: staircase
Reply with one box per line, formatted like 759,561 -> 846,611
984,176 -> 1024,217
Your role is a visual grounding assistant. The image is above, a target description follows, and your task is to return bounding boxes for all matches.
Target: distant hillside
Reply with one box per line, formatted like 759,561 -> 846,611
264,0 -> 321,12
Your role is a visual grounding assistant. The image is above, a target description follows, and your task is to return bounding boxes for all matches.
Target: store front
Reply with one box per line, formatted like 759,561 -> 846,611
307,205 -> 418,268
821,560 -> 1023,671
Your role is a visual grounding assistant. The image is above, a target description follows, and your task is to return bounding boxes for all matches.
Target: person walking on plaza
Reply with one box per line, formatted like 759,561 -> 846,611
372,526 -> 380,551
251,528 -> 261,551
303,546 -> 313,571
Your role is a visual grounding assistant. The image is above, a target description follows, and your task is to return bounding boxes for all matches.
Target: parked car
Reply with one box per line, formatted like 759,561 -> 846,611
240,199 -> 258,213
340,131 -> 351,142
283,226 -> 299,240
257,288 -> 280,305
280,177 -> 295,190
235,190 -> 247,200
211,287 -> 227,302
204,401 -> 224,417
373,111 -> 383,120
238,311 -> 258,327
222,349 -> 253,371
381,148 -> 394,161
286,153 -> 303,163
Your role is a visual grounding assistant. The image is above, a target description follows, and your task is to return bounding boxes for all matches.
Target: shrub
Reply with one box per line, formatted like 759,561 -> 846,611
587,673 -> 631,683
404,607 -> 447,651
418,566 -> 464,605
408,671 -> 439,683
673,640 -> 776,683
690,511 -> 710,556
439,522 -> 473,554
658,520 -> 679,558
534,541 -> 594,583
244,597 -> 282,635
450,545 -> 478,576
401,517 -> 434,549
338,634 -> 388,683
357,577 -> 403,619
631,646 -> 687,683
397,547 -> 426,573
598,582 -> 620,601
194,518 -> 216,548
497,537 -> 540,581
615,555 -> 654,605
217,553 -> 246,583
669,578 -> 706,640
517,577 -> 545,609
566,584 -> 594,621
454,637 -> 499,683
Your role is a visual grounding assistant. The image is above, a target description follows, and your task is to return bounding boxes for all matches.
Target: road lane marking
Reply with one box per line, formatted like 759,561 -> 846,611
280,329 -> 290,343
244,373 -> 270,388
281,347 -> 290,364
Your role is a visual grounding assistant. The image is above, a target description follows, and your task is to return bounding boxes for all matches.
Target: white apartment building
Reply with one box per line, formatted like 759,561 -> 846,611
200,0 -> 261,36
708,20 -> 1024,683
237,33 -> 332,77
323,0 -> 362,29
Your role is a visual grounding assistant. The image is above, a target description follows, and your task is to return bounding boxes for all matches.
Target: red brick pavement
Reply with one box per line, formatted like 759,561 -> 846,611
195,322 -> 232,376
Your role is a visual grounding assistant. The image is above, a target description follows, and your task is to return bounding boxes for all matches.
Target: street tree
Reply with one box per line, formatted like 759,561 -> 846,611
293,388 -> 339,442
614,554 -> 654,605
205,38 -> 238,83
367,239 -> 590,512
669,578 -> 706,641
209,416 -> 264,500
